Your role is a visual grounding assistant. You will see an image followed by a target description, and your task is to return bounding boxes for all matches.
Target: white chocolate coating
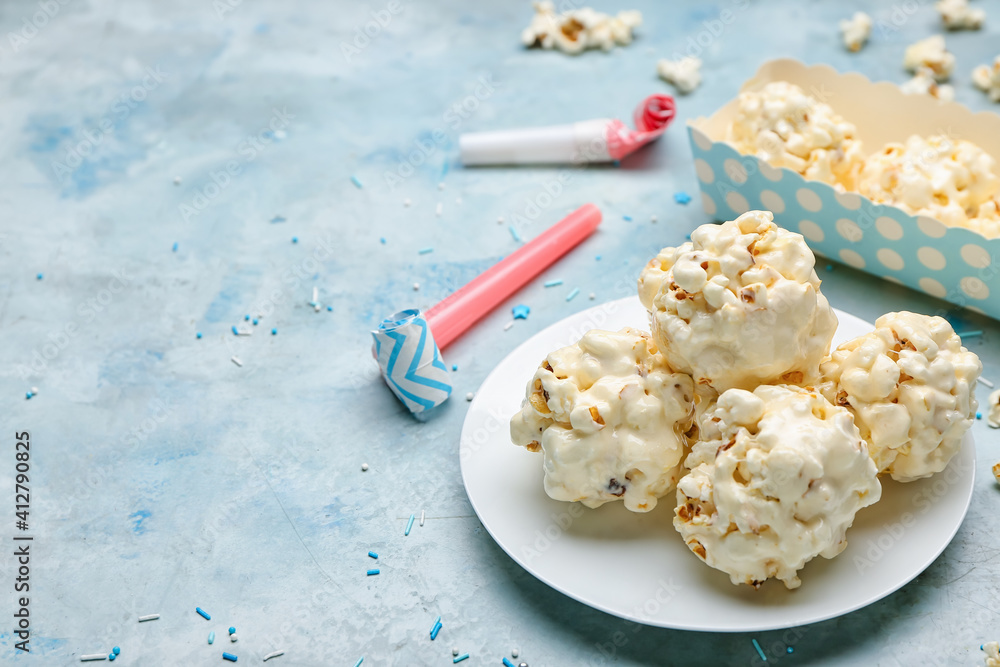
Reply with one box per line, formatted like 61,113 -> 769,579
973,56 -> 1000,102
903,35 -> 955,81
521,1 -> 642,55
510,328 -> 695,512
726,81 -> 864,188
840,12 -> 872,52
638,210 -> 838,393
983,642 -> 1000,667
900,67 -> 955,101
987,389 -> 1000,428
675,385 -> 881,589
819,311 -> 981,482
657,56 -> 701,94
936,0 -> 985,30
857,134 -> 1000,233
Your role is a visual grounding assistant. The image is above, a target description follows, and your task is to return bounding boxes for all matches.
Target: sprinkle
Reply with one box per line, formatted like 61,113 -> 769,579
979,377 -> 995,388
512,304 -> 530,320
566,288 -> 580,301
623,215 -> 632,221
196,332 -> 203,339
367,569 -> 380,576
312,287 -> 318,304
650,215 -> 658,223
172,242 -> 178,252
138,614 -> 160,622
977,412 -> 982,419
503,322 -> 514,331
354,659 -> 364,667
436,202 -> 443,217
196,607 -> 211,620
291,237 -> 298,244
405,513 -> 415,536
544,279 -> 563,288
351,175 -> 364,189
438,182 -> 446,190
956,330 -> 983,338
430,616 -> 442,640
826,264 -> 834,271
271,328 -> 277,335
404,199 -> 411,207
231,356 -> 243,367
752,638 -> 767,662
222,653 -> 237,662
466,392 -> 475,400
36,273 -> 43,280
419,247 -> 434,255
420,510 -> 425,526
109,654 -> 116,662
787,647 -> 794,654
113,648 -> 120,655
673,191 -> 692,205
361,463 -> 369,471
263,651 -> 284,661
595,255 -> 601,261
209,631 -> 216,644
512,649 -> 519,658
368,551 -> 378,559
244,315 -> 250,321
270,215 -> 285,223
173,176 -> 182,185
380,237 -> 386,244
252,318 -> 258,326
230,634 -> 238,643
509,225 -> 522,243
232,326 -> 239,336
588,293 -> 595,300
229,627 -> 236,635
326,305 -> 333,312
25,392 -> 33,400
504,660 -> 516,667
451,364 -> 458,371
453,655 -> 469,664
80,655 -> 107,661
413,282 -> 420,291
497,216 -> 504,223
453,648 -> 460,656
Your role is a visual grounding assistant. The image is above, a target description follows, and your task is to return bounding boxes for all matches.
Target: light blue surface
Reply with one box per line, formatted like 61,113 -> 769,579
0,1 -> 999,666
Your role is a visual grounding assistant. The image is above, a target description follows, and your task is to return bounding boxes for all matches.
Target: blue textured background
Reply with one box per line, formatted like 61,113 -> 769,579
1,1 -> 999,665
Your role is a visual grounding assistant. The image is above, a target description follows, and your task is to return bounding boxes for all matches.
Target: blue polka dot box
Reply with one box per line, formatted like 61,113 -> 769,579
687,59 -> 1000,321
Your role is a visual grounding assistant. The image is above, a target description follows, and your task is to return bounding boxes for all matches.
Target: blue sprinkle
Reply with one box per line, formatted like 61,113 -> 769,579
419,247 -> 434,255
430,622 -> 442,640
612,160 -> 621,167
503,659 -> 516,667
271,328 -> 277,335
380,237 -> 386,245
673,191 -> 692,205
368,551 -> 378,559
172,242 -> 178,252
595,255 -> 601,261
270,215 -> 286,223
196,332 -> 202,339
252,318 -> 258,326
826,264 -> 834,271
367,569 -> 380,576
113,647 -> 120,655
977,412 -> 982,419
451,364 -> 458,371
327,306 -> 333,312
453,654 -> 469,664
229,627 -> 236,635
512,304 -> 530,320
244,315 -> 250,321
566,287 -> 580,301
351,175 -> 364,189
405,513 -> 415,536
231,326 -> 239,336
787,647 -> 794,654
752,638 -> 766,662
292,237 -> 298,244
222,652 -> 237,662
196,607 -> 211,620
956,330 -> 983,338
544,279 -> 563,288
623,215 -> 632,221
685,234 -> 691,240
25,392 -> 33,400
36,273 -> 43,280
208,631 -> 215,644
509,225 -> 522,243
109,653 -> 116,661
354,659 -> 364,667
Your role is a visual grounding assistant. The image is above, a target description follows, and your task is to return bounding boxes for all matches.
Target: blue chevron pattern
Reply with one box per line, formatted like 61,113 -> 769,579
372,309 -> 452,414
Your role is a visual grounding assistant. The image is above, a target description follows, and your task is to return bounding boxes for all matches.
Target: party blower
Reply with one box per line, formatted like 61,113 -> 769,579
372,204 -> 602,415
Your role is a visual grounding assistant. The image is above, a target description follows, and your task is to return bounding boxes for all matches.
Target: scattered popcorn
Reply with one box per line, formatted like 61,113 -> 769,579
638,210 -> 838,393
900,66 -> 955,101
936,0 -> 985,30
988,389 -> 1000,428
857,134 -> 1000,234
973,56 -> 1000,102
675,385 -> 880,590
510,328 -> 695,512
983,642 -> 1000,667
521,1 -> 642,55
726,81 -> 865,188
657,56 -> 702,94
819,312 -> 981,482
840,12 -> 872,52
903,35 -> 955,81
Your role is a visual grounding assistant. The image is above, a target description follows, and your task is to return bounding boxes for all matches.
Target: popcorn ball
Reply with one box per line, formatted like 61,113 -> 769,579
726,81 -> 864,188
657,56 -> 702,94
900,66 -> 955,101
521,1 -> 642,55
857,134 -> 1000,231
675,385 -> 881,590
638,210 -> 838,393
936,0 -> 985,30
819,311 -> 981,482
510,327 -> 695,512
983,642 -> 1000,667
973,56 -> 1000,102
904,35 -> 955,81
839,12 -> 872,52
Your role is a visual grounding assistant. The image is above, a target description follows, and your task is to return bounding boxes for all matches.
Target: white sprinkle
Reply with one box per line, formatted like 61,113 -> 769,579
503,321 -> 514,331
512,649 -> 519,658
236,328 -> 252,336
230,634 -> 238,642
80,655 -> 107,662
650,215 -> 658,223
438,182 -> 445,190
413,282 -> 420,291
231,356 -> 243,367
420,510 -> 425,526
497,216 -> 504,223
314,303 -> 321,312
436,202 -> 443,217
312,286 -> 318,303
589,292 -> 596,300
30,386 -> 38,394
263,651 -> 285,661
404,198 -> 412,207
138,614 -> 160,622
452,648 -> 459,656
979,376 -> 995,388
173,177 -> 181,185
466,392 -> 474,401
361,463 -> 369,471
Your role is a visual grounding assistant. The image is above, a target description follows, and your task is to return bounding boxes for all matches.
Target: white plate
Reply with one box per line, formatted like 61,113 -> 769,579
460,297 -> 975,632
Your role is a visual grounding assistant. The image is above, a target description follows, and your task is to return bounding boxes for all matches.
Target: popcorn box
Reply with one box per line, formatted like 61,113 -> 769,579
687,58 -> 1000,320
